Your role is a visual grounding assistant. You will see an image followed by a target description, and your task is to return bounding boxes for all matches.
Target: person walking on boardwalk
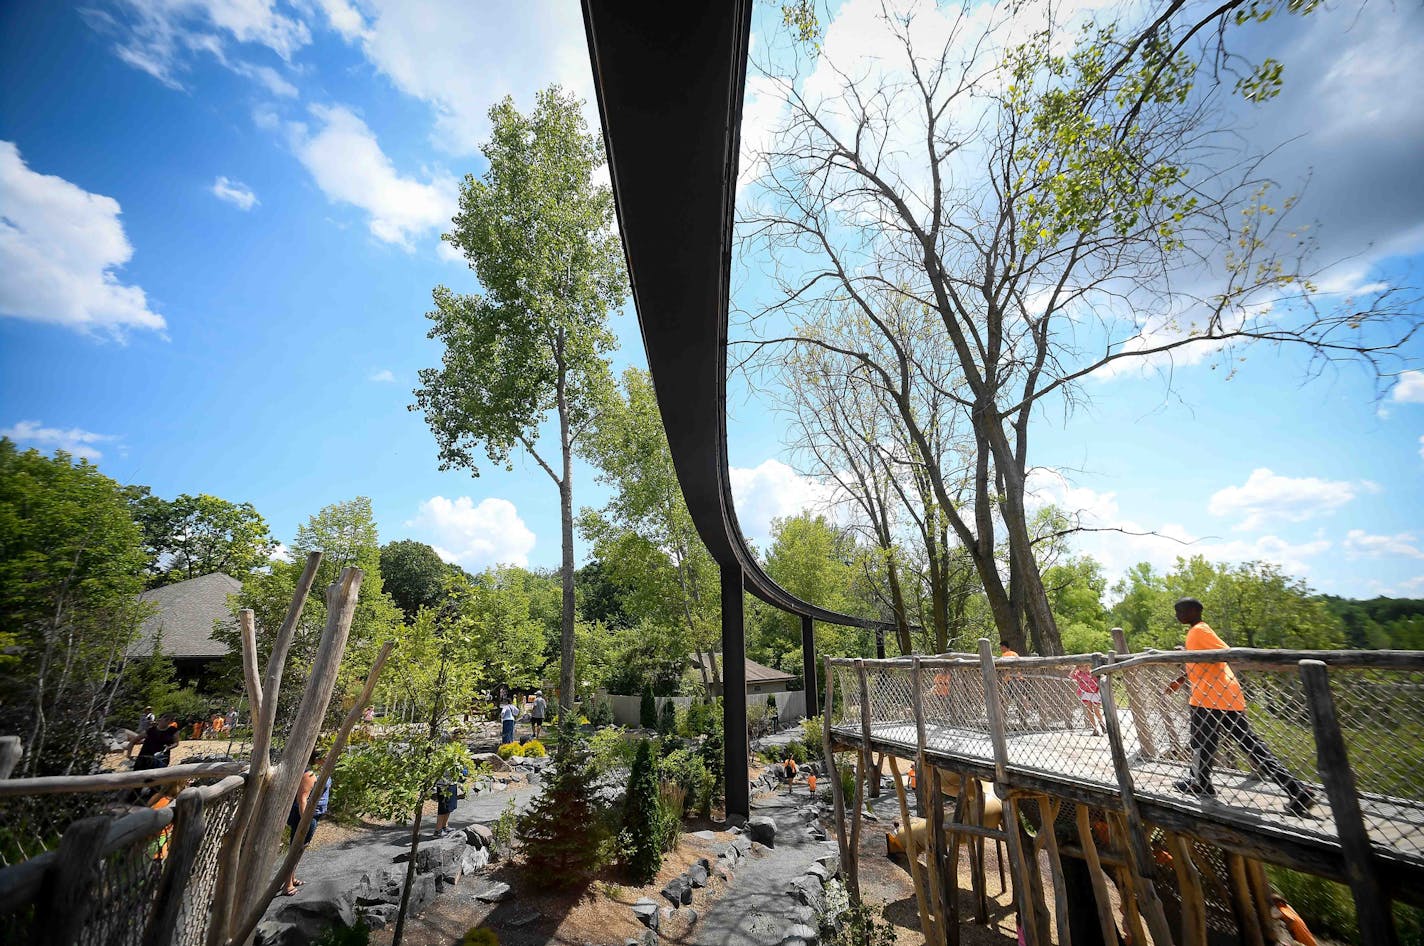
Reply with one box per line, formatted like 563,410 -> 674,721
1165,598 -> 1315,816
530,690 -> 547,739
1069,663 -> 1104,735
281,750 -> 330,896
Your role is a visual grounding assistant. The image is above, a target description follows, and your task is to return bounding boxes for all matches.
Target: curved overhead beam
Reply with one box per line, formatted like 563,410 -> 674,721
581,0 -> 889,630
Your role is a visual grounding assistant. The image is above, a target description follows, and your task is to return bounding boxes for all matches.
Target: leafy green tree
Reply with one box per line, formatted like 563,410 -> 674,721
118,627 -> 180,728
127,490 -> 275,587
753,513 -> 869,671
1044,555 -> 1110,653
575,559 -> 634,629
517,716 -> 610,887
580,368 -> 722,687
0,440 -> 151,775
415,86 -> 627,710
379,540 -> 450,621
622,738 -> 663,883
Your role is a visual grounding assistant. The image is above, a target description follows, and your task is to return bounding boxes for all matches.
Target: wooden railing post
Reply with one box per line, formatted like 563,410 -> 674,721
0,736 -> 21,779
1299,659 -> 1398,946
1098,656 -> 1177,946
144,790 -> 206,946
912,657 -> 947,945
37,815 -> 108,946
977,639 -> 1009,786
1110,627 -> 1158,759
821,658 -> 856,902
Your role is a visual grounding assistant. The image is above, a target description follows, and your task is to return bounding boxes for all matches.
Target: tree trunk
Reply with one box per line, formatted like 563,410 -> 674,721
391,797 -> 425,946
885,557 -> 913,656
558,415 -> 577,712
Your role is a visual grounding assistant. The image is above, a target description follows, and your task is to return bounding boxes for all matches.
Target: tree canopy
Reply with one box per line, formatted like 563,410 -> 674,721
127,490 -> 275,588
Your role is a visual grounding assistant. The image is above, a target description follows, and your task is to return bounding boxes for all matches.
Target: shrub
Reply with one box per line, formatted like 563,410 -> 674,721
640,687 -> 657,729
659,747 -> 713,815
1266,865 -> 1424,946
699,713 -> 724,811
313,922 -> 371,946
589,725 -> 637,779
657,700 -> 677,737
460,928 -> 499,946
522,739 -> 547,758
657,782 -> 685,852
492,798 -> 518,856
623,739 -> 663,883
517,717 -> 611,887
801,717 -> 823,760
497,742 -> 524,760
588,697 -> 614,727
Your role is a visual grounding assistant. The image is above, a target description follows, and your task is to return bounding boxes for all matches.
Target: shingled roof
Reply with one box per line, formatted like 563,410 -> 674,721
689,654 -> 795,685
127,572 -> 241,660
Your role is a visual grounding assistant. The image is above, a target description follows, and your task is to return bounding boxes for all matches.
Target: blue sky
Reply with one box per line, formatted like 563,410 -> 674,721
1,0 -> 1421,601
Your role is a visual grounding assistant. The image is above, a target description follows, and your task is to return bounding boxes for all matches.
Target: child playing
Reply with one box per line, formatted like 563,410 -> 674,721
1069,664 -> 1104,736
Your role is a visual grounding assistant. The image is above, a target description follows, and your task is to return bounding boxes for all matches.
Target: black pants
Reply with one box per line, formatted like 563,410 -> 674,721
1189,706 -> 1308,802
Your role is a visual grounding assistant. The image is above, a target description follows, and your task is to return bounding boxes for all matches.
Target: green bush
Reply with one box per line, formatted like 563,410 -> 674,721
460,928 -> 499,946
588,697 -> 614,727
699,712 -> 724,810
517,717 -> 611,888
313,922 -> 370,946
640,687 -> 657,729
623,739 -> 663,883
497,742 -> 524,760
657,700 -> 677,737
1266,865 -> 1424,946
801,717 -> 823,759
589,725 -> 637,777
522,739 -> 547,758
659,747 -> 713,815
492,797 -> 518,856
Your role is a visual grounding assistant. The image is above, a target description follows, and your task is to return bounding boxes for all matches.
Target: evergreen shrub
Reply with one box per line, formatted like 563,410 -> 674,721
639,687 -> 657,729
622,738 -> 663,883
517,717 -> 611,888
657,700 -> 676,736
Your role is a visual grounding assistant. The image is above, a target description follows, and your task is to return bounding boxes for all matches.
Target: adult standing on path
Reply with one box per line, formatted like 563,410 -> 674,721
282,750 -> 331,896
131,716 -> 180,770
500,696 -> 518,746
530,690 -> 547,739
1165,597 -> 1316,816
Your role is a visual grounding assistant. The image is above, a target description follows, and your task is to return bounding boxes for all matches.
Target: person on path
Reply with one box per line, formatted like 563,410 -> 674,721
1165,598 -> 1315,816
127,706 -> 156,759
530,690 -> 547,739
281,750 -> 330,896
145,780 -> 188,862
1068,663 -> 1104,735
500,696 -> 518,746
225,708 -> 238,732
432,760 -> 469,838
191,718 -> 205,741
1270,892 -> 1318,946
132,716 -> 180,770
781,755 -> 800,793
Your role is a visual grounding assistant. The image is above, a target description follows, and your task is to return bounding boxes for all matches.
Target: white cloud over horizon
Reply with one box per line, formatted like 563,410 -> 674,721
1393,371 -> 1424,403
729,458 -> 839,551
406,495 -> 536,570
211,175 -> 258,210
1344,530 -> 1424,560
367,368 -> 395,382
1,420 -> 116,460
0,141 -> 166,336
1207,468 -> 1364,532
288,104 -> 457,248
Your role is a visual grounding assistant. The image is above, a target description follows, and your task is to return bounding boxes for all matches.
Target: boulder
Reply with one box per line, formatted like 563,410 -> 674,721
691,829 -> 718,841
464,823 -> 494,848
815,850 -> 841,877
632,898 -> 661,930
688,863 -> 709,888
357,903 -> 398,930
460,844 -> 490,876
473,752 -> 511,772
714,862 -> 733,882
746,816 -> 776,848
257,889 -> 357,946
784,923 -> 820,946
475,881 -> 513,903
661,876 -> 690,907
805,862 -> 829,883
674,907 -> 699,926
789,875 -> 826,913
416,836 -> 469,881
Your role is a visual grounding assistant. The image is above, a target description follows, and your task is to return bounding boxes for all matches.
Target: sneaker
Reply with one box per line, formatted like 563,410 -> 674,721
1284,794 -> 1316,818
1173,778 -> 1216,799
433,827 -> 450,839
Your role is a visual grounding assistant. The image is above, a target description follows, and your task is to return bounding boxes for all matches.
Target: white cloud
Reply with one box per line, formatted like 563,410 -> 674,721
211,175 -> 258,210
1207,468 -> 1361,531
1419,435 -> 1424,463
288,104 -> 457,248
88,0 -> 310,90
1343,530 -> 1424,560
1,420 -> 116,461
1393,371 -> 1424,404
321,1 -> 595,155
0,141 -> 165,336
406,496 -> 536,569
368,368 -> 395,382
269,541 -> 292,562
729,458 -> 838,550
230,60 -> 298,97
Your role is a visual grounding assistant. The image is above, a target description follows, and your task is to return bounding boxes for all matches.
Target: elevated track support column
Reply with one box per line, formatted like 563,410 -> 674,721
802,614 -> 818,715
722,564 -> 749,821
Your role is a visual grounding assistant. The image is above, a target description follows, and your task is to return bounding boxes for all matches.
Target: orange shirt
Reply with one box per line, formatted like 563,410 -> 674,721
1000,648 -> 1019,658
148,795 -> 174,860
933,672 -> 950,697
1184,622 -> 1246,711
1277,903 -> 1316,946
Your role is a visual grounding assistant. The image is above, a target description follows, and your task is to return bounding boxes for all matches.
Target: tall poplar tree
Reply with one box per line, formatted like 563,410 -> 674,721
415,86 -> 626,709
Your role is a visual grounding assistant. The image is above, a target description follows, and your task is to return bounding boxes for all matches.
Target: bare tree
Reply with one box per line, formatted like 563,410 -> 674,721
741,0 -> 1418,653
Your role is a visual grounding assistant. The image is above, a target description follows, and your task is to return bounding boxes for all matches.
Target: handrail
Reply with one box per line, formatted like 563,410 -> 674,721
0,760 -> 246,797
826,649 -> 1424,673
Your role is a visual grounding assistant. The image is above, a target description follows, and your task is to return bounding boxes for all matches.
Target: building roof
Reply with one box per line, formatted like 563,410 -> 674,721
128,572 -> 241,660
689,654 -> 795,685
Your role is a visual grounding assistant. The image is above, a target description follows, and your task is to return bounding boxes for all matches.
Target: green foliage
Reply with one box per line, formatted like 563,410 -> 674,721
159,686 -> 213,723
589,725 -> 637,778
312,922 -> 370,946
752,513 -> 871,669
657,699 -> 677,737
0,441 -> 151,776
491,798 -> 518,856
659,747 -> 713,816
640,687 -> 657,729
379,539 -> 450,621
698,708 -> 725,809
517,717 -> 611,887
1266,865 -> 1424,946
622,739 -> 663,883
117,628 -> 179,727
801,717 -> 824,761
331,739 -> 474,822
1322,596 -> 1424,650
522,739 -> 547,758
587,696 -> 614,727
823,899 -> 897,946
497,742 -> 524,760
460,928 -> 500,946
126,489 -> 275,588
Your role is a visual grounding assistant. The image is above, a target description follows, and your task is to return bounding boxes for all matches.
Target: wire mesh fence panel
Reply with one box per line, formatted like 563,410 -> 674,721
832,665 -> 860,732
1324,666 -> 1424,859
81,835 -> 165,946
173,780 -> 244,946
1001,669 -> 1118,788
921,662 -> 991,758
0,787 -> 135,867
865,665 -> 915,746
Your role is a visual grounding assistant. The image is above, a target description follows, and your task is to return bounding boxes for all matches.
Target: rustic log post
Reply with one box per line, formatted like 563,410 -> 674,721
37,815 -> 108,946
1246,858 -> 1278,945
1110,627 -> 1159,759
889,755 -> 938,946
1228,853 -> 1266,946
968,778 -> 991,915
822,658 -> 855,902
144,789 -> 206,946
849,660 -> 871,899
1075,803 -> 1121,946
947,779 -> 968,946
1168,832 -> 1207,946
1098,657 -> 1176,946
911,658 -> 947,944
1299,659 -> 1398,946
1037,797 -> 1072,946
0,735 -> 21,779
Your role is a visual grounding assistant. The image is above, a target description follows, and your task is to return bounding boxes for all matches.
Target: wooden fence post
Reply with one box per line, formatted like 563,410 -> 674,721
37,815 -> 108,946
144,790 -> 206,946
912,657 -> 947,945
1299,659 -> 1398,946
1098,657 -> 1177,946
0,736 -> 21,780
821,658 -> 856,902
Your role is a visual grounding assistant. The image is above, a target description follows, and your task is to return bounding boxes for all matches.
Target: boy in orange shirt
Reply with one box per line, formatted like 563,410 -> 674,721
1165,598 -> 1315,816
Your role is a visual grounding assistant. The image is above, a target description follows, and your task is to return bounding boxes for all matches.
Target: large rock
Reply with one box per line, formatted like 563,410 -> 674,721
731,835 -> 752,855
789,875 -> 826,913
357,903 -> 398,930
460,843 -> 490,876
746,816 -> 776,847
688,863 -> 709,888
784,923 -> 820,946
464,823 -> 494,849
475,881 -> 512,903
473,752 -> 511,772
416,836 -> 469,881
805,862 -> 829,883
256,890 -> 357,946
815,850 -> 841,877
632,897 -> 661,930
